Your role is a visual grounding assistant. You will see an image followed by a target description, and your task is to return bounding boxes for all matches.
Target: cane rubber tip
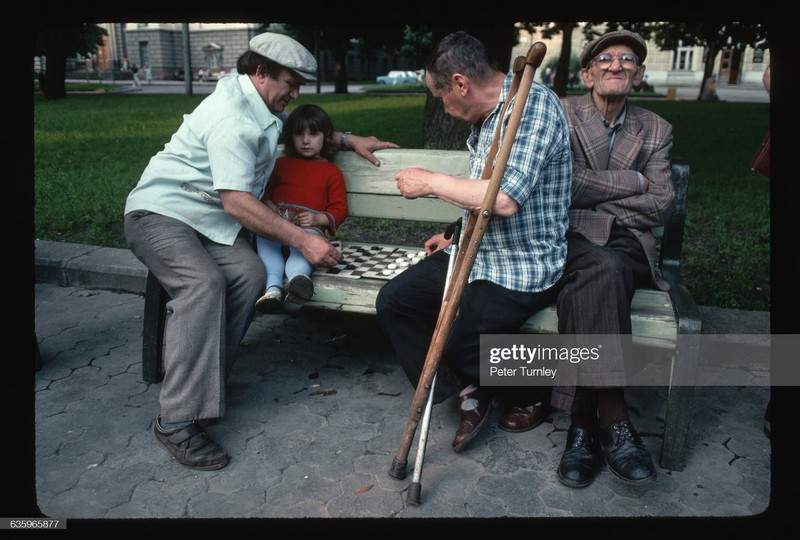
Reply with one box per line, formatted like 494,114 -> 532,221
406,482 -> 422,506
389,457 -> 408,480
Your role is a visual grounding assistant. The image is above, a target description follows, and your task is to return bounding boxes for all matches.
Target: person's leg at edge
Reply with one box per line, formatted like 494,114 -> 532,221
282,227 -> 321,308
284,247 -> 314,282
255,236 -> 288,313
256,236 -> 288,293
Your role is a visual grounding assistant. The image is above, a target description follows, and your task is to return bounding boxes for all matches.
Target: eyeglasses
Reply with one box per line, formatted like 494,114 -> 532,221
590,53 -> 639,70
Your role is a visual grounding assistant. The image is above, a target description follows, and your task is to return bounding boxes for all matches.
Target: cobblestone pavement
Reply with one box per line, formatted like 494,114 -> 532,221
28,281 -> 777,532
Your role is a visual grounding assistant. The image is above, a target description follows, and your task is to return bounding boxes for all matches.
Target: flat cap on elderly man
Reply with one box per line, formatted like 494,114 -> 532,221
249,32 -> 317,81
579,29 -> 648,68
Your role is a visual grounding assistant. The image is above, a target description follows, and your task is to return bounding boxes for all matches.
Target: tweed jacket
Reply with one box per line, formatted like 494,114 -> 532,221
561,92 -> 675,290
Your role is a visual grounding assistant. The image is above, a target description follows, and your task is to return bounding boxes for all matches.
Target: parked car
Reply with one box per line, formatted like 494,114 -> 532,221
375,70 -> 421,85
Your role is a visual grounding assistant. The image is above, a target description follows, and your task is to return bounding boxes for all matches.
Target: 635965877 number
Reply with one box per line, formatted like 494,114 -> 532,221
2,518 -> 66,529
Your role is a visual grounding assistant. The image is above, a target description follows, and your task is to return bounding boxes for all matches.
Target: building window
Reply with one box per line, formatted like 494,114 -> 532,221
202,43 -> 223,70
139,42 -> 149,67
752,48 -> 765,63
672,47 -> 694,71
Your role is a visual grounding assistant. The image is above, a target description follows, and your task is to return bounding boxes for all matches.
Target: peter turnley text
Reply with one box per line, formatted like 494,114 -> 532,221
488,344 -> 601,365
489,365 -> 558,378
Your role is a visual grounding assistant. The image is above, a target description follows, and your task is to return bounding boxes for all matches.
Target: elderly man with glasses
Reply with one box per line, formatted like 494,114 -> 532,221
551,29 -> 675,488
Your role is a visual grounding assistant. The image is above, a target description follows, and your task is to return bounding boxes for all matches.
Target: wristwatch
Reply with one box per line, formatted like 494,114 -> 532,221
340,131 -> 352,149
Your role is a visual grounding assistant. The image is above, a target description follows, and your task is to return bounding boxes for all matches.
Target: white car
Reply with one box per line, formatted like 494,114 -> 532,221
375,70 -> 420,85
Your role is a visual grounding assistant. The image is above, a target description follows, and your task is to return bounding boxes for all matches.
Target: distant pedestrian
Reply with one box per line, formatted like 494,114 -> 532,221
568,71 -> 578,89
543,66 -> 554,87
701,75 -> 719,101
131,64 -> 141,87
145,65 -> 153,85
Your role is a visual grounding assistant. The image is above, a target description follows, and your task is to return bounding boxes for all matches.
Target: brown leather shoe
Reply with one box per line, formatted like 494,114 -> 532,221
452,384 -> 492,453
499,402 -> 548,433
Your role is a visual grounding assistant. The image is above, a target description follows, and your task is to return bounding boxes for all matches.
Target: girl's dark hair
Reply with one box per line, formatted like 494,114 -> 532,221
283,104 -> 337,162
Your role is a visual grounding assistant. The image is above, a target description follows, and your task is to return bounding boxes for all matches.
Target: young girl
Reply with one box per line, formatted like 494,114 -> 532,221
256,104 -> 348,313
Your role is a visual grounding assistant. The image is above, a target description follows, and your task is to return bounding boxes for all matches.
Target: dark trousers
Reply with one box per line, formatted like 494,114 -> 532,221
375,249 -> 557,406
551,226 -> 651,413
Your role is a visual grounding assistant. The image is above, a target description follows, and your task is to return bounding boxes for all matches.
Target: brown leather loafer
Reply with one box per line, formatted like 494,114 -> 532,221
452,384 -> 492,453
499,402 -> 547,433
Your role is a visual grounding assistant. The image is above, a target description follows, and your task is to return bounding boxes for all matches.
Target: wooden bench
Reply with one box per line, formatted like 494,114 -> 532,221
140,148 -> 701,471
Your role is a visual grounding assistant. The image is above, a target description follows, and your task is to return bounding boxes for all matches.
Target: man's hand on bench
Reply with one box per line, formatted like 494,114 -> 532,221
342,134 -> 399,166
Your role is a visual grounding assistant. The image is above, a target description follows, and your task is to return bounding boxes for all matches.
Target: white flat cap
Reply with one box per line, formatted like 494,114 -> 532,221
249,32 -> 317,81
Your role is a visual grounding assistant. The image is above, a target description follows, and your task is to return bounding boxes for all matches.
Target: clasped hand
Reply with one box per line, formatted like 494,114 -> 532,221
395,167 -> 433,199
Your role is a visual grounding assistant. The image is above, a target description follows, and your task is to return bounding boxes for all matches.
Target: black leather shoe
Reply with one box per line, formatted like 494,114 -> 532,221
154,415 -> 229,471
600,420 -> 656,485
452,384 -> 492,453
557,425 -> 602,488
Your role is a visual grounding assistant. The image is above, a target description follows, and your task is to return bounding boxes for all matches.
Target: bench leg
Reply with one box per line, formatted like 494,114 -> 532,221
660,328 -> 701,471
142,271 -> 169,383
660,384 -> 695,471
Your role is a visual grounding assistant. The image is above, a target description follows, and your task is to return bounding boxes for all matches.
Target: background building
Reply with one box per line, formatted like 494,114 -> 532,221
66,22 -> 769,88
81,23 -> 416,83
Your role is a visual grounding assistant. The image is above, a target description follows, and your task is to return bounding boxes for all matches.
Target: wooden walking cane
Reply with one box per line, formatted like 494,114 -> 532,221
389,42 -> 547,485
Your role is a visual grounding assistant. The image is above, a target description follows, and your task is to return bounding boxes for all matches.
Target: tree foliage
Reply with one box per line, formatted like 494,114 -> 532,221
33,22 -> 107,100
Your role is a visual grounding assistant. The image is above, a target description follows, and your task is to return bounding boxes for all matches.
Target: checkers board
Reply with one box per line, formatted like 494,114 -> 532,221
314,243 -> 426,280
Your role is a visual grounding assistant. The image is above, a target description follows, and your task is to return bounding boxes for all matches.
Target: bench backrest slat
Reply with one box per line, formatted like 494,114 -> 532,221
279,148 -> 689,267
331,148 -> 469,222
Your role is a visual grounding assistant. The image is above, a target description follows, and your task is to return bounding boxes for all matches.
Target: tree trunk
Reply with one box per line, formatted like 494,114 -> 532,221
333,42 -> 348,94
42,25 -> 68,100
552,23 -> 576,97
697,43 -> 720,101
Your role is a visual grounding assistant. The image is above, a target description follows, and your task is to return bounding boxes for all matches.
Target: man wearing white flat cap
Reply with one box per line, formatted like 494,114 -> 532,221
124,32 -> 398,471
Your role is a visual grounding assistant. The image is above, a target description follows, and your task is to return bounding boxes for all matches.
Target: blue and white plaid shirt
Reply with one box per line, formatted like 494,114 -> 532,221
461,73 -> 572,292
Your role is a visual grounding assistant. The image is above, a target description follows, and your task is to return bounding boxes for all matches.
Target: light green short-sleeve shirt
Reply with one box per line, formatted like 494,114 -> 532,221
124,74 -> 284,245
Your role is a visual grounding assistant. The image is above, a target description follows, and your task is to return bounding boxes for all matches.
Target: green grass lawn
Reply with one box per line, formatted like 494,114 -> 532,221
33,92 -> 769,311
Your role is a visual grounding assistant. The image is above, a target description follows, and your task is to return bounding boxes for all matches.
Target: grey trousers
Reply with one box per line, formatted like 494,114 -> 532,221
125,211 -> 265,423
